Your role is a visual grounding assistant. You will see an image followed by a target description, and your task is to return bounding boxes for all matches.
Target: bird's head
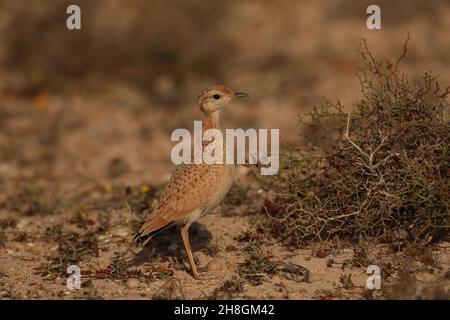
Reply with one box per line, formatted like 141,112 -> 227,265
198,85 -> 249,114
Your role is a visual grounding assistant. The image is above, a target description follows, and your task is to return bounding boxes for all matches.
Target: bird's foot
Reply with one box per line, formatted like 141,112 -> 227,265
191,269 -> 218,281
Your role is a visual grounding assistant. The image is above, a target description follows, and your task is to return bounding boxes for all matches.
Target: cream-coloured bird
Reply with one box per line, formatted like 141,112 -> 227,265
133,85 -> 249,279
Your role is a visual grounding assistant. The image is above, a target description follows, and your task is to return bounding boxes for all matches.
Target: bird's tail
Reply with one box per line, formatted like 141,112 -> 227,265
132,214 -> 173,246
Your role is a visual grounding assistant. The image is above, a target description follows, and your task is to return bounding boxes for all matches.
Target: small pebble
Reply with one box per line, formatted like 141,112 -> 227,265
206,260 -> 223,272
126,278 -> 140,289
416,273 -> 437,282
17,219 -> 29,230
116,229 -> 128,237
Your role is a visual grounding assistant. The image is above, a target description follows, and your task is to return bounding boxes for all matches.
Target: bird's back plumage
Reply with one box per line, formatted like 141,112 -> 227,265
133,163 -> 234,244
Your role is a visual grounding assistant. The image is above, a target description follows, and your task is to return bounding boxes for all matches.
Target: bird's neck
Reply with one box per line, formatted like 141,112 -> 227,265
202,111 -> 221,132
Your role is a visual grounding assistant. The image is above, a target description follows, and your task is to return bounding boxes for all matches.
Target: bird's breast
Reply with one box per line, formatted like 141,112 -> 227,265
204,164 -> 235,212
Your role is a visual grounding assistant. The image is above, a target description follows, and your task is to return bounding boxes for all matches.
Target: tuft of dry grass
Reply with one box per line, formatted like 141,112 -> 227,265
8,185 -> 65,216
209,276 -> 244,299
238,240 -> 274,286
263,40 -> 449,249
36,225 -> 99,277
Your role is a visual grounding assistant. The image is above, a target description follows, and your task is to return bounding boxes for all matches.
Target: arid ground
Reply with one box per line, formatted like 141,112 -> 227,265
0,1 -> 449,299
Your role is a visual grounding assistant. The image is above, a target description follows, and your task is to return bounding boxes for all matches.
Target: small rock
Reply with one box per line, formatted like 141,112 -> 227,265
206,260 -> 223,272
17,219 -> 29,230
416,272 -> 437,282
126,278 -> 140,289
115,229 -> 128,237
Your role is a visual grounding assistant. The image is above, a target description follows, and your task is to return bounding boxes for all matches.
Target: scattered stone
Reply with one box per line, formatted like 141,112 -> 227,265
415,273 -> 438,282
206,260 -> 223,272
17,219 -> 29,230
126,278 -> 140,289
115,229 -> 128,237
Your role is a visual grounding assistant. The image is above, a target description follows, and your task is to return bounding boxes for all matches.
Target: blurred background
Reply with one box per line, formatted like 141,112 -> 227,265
0,0 -> 449,187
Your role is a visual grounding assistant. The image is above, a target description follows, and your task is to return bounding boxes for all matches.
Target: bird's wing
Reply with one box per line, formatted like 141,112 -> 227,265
133,164 -> 219,243
132,207 -> 197,245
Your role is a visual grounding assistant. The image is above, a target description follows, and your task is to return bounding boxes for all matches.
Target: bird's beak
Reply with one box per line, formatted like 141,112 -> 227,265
233,91 -> 250,99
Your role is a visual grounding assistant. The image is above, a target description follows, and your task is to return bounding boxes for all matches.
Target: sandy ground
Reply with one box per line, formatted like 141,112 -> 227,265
0,184 -> 449,299
1,167 -> 447,300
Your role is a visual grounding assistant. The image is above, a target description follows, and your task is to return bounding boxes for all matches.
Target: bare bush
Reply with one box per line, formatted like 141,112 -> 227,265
264,41 -> 449,249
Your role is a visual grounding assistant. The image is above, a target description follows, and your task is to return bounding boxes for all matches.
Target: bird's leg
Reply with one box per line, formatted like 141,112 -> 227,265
181,222 -> 199,280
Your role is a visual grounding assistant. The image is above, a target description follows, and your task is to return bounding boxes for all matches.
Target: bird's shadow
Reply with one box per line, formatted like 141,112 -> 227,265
129,222 -> 212,267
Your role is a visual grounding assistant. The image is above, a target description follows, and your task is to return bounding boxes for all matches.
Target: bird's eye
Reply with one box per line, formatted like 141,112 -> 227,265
212,94 -> 221,100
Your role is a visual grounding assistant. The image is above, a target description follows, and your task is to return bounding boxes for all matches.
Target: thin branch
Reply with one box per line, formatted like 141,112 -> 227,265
344,113 -> 370,161
394,30 -> 411,73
